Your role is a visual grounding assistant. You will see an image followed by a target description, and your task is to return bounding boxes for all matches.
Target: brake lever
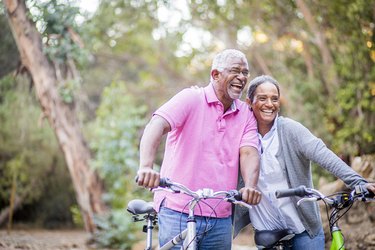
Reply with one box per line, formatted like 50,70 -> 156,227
297,197 -> 318,206
231,200 -> 252,209
151,187 -> 179,193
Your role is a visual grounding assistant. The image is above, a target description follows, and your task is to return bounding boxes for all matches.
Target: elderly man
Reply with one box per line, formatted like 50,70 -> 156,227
137,49 -> 261,249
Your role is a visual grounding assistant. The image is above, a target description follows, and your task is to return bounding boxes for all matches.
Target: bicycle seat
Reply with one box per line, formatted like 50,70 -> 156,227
127,199 -> 156,215
254,229 -> 295,249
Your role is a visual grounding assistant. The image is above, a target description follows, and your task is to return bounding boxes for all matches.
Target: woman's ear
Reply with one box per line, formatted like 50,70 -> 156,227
245,97 -> 253,110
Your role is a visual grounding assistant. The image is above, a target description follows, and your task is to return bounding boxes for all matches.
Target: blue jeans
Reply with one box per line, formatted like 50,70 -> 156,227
158,207 -> 232,250
290,227 -> 325,250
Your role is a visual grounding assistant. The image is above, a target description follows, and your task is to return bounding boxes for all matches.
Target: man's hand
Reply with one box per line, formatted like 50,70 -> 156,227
136,168 -> 160,189
239,186 -> 261,205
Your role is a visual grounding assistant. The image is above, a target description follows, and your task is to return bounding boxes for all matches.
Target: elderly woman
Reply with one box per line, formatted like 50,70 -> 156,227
235,75 -> 375,249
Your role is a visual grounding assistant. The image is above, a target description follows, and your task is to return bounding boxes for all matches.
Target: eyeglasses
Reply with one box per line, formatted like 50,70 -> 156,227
226,67 -> 250,78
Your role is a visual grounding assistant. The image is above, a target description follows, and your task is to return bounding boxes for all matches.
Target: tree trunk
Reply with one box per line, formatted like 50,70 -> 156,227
295,0 -> 339,94
0,196 -> 22,228
4,0 -> 107,233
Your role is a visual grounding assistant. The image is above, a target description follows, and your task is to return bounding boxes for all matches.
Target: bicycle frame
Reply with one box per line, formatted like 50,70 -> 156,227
330,225 -> 344,250
128,199 -> 196,250
128,178 -> 250,250
160,200 -> 199,250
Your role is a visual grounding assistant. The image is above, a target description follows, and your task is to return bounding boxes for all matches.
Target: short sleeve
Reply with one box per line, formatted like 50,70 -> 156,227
240,109 -> 259,150
154,88 -> 201,130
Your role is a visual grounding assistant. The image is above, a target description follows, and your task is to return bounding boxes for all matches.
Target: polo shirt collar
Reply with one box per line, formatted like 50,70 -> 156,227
204,83 -> 239,112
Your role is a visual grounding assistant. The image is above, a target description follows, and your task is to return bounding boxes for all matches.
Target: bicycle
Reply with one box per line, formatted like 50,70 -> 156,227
127,178 -> 252,250
253,228 -> 295,250
254,184 -> 375,250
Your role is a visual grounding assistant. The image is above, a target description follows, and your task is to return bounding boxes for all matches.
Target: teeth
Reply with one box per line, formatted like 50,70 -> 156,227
232,85 -> 242,89
262,110 -> 273,114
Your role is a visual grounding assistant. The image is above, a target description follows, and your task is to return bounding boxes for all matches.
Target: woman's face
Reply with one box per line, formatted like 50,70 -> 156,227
249,82 -> 280,128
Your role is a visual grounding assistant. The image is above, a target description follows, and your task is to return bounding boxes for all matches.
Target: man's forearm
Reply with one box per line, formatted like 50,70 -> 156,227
139,117 -> 167,169
137,116 -> 170,188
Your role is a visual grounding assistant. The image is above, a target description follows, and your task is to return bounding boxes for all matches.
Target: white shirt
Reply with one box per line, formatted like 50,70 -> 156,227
249,118 -> 305,233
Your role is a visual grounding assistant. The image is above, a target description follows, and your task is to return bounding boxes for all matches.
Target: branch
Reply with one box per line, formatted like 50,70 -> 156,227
295,0 -> 339,93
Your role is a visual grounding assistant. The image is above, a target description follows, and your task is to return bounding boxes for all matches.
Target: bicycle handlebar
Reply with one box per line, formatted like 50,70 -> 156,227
153,177 -> 250,208
275,184 -> 374,235
159,177 -> 171,188
275,184 -> 375,207
275,186 -> 309,198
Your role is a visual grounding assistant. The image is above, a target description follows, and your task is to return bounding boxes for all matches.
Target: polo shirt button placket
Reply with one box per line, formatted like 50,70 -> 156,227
217,117 -> 226,132
216,102 -> 224,131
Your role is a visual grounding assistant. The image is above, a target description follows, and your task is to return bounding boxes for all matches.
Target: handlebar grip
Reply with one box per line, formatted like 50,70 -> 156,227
159,177 -> 171,187
233,191 -> 242,201
227,190 -> 242,201
134,176 -> 170,188
275,186 -> 308,198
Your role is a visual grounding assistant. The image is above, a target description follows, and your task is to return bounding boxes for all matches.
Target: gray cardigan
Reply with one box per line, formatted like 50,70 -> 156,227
233,116 -> 367,238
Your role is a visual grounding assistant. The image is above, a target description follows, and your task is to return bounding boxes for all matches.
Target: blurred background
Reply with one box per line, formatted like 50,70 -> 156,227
0,0 -> 374,249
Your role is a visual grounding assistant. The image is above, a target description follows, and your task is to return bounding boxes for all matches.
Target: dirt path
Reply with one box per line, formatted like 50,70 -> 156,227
0,228 -> 255,250
4,208 -> 375,250
0,229 -> 91,250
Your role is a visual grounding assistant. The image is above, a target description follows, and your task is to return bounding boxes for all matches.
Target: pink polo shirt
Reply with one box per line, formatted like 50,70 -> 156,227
153,83 -> 258,217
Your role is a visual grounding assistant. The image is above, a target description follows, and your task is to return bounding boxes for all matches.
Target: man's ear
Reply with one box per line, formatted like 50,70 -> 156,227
211,69 -> 220,80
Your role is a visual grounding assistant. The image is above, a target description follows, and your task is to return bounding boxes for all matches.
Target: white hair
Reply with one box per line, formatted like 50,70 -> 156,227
211,49 -> 248,71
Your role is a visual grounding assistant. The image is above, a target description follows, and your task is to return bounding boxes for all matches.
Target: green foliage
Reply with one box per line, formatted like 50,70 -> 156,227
59,78 -> 81,103
0,13 -> 19,78
83,0 -> 198,112
89,80 -> 149,205
312,162 -> 335,188
189,0 -> 375,155
93,210 -> 138,250
312,1 -> 375,155
27,0 -> 90,68
0,74 -> 76,226
0,75 -> 47,205
70,205 -> 84,228
88,80 -> 150,247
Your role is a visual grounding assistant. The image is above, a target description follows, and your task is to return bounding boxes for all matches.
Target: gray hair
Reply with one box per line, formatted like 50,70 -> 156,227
211,49 -> 248,71
247,75 -> 280,102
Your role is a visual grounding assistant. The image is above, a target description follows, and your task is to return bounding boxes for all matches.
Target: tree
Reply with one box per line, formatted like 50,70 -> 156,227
3,0 -> 106,233
186,0 -> 375,156
87,81 -> 148,249
0,75 -> 75,228
0,13 -> 19,78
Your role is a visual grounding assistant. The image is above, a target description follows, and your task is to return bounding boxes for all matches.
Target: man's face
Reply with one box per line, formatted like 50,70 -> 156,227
250,82 -> 280,126
215,57 -> 249,102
